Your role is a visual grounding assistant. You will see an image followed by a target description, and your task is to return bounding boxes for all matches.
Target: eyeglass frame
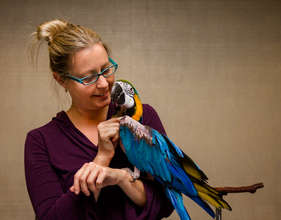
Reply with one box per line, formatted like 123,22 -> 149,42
65,57 -> 118,85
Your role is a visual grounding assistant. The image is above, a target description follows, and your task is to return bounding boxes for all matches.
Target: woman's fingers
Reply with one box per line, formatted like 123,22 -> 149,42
98,123 -> 120,140
79,164 -> 91,196
69,185 -> 75,192
70,162 -> 124,199
96,118 -> 121,159
73,163 -> 87,195
86,163 -> 99,192
72,163 -> 91,196
97,117 -> 121,138
86,163 -> 103,201
111,128 -> 120,143
95,169 -> 106,189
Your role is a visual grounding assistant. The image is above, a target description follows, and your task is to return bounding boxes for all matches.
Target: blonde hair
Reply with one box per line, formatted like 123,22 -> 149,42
31,19 -> 110,79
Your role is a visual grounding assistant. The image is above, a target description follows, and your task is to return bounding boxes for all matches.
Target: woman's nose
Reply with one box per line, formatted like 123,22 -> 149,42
96,75 -> 109,88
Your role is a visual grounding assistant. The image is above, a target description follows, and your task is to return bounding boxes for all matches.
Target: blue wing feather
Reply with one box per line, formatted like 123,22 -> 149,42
165,188 -> 191,220
152,130 -> 198,196
166,160 -> 197,196
120,126 -> 172,182
120,120 -> 217,219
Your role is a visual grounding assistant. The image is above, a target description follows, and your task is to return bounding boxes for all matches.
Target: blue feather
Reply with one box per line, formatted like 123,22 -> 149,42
166,161 -> 197,196
190,196 -> 215,218
165,188 -> 191,220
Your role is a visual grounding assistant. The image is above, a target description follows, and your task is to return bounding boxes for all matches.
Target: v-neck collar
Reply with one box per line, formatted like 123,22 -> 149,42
53,102 -> 116,149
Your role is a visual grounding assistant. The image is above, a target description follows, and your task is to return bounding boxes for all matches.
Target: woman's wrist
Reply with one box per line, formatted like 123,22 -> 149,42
94,151 -> 114,166
117,169 -> 132,187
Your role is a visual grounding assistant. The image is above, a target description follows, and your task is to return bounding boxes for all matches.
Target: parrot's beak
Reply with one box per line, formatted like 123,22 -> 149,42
111,82 -> 125,105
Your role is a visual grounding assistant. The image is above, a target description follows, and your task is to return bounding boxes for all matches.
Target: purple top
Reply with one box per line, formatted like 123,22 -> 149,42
24,104 -> 173,220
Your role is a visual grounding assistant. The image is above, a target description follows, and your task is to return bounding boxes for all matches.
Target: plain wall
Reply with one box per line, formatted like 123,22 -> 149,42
0,0 -> 280,219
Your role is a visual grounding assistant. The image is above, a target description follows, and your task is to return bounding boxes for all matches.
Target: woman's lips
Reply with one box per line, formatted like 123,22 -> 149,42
92,91 -> 110,98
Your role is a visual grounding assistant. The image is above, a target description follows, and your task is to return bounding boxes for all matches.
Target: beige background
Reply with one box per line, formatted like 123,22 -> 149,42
0,0 -> 280,219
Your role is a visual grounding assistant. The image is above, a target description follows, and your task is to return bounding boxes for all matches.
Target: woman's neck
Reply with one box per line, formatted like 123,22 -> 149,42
66,105 -> 109,127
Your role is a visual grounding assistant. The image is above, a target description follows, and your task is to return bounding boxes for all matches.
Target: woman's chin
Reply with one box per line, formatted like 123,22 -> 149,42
93,96 -> 111,109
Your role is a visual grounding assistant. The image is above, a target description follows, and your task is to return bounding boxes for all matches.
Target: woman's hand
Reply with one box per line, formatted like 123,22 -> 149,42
95,117 -> 121,166
70,162 -> 146,206
70,162 -> 127,200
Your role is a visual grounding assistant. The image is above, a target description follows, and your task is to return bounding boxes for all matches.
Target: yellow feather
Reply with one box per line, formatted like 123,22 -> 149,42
194,182 -> 220,197
195,183 -> 231,210
132,94 -> 143,121
198,191 -> 222,209
182,163 -> 202,180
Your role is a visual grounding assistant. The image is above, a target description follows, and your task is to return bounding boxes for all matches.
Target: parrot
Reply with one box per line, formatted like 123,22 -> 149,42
111,80 -> 232,220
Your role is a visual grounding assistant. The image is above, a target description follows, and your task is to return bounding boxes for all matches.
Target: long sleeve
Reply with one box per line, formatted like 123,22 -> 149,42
24,130 -> 86,220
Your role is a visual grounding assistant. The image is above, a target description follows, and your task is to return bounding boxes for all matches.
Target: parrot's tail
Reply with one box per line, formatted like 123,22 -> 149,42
165,188 -> 191,220
194,182 -> 232,211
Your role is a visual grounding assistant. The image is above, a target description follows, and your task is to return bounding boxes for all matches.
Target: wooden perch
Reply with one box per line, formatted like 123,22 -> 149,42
214,182 -> 264,196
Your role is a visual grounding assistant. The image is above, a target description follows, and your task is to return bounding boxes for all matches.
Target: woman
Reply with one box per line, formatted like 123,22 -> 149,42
25,19 -> 173,220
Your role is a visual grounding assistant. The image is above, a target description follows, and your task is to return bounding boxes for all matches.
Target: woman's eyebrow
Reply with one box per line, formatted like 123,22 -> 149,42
102,61 -> 111,68
77,61 -> 111,76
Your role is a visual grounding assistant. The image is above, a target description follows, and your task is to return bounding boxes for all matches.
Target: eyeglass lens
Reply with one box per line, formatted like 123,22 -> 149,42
83,65 -> 116,85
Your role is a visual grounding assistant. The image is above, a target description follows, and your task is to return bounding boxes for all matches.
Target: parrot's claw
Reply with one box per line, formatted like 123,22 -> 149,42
122,167 -> 140,182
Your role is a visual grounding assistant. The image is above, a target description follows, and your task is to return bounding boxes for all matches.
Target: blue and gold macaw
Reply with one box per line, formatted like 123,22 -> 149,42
111,80 -> 231,220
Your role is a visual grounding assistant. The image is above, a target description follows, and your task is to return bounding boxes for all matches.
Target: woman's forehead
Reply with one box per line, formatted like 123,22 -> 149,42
70,44 -> 109,75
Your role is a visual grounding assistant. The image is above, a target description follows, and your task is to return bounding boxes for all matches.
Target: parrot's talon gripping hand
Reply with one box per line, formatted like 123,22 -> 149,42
122,167 -> 141,182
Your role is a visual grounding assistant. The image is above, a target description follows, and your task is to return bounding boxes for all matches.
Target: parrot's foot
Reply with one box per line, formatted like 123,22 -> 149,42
122,167 -> 140,182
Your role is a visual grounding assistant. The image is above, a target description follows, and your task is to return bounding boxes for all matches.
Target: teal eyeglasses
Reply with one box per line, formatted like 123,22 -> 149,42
65,57 -> 118,85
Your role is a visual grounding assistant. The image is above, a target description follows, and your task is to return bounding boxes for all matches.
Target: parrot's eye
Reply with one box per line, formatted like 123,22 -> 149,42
122,83 -> 135,97
127,87 -> 135,97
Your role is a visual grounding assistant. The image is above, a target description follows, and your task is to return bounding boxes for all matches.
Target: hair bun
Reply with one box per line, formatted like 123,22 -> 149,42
36,19 -> 67,43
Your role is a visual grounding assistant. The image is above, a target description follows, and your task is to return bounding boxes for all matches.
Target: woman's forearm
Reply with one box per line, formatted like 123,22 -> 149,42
93,152 -> 114,166
118,169 -> 146,207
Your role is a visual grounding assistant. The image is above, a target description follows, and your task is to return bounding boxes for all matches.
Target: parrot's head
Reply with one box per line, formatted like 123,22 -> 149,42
111,80 -> 136,109
111,80 -> 143,122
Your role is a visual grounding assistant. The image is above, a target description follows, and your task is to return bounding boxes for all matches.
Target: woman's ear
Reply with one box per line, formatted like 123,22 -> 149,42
53,72 -> 67,88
